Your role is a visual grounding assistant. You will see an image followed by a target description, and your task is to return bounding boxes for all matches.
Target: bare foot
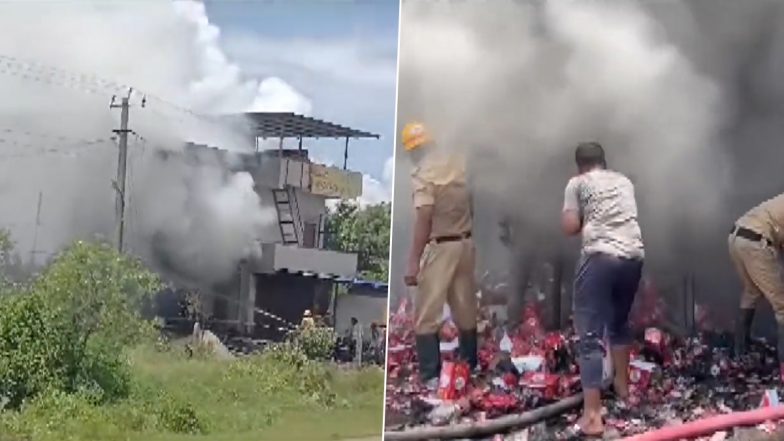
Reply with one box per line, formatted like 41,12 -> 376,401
578,414 -> 604,437
613,377 -> 629,400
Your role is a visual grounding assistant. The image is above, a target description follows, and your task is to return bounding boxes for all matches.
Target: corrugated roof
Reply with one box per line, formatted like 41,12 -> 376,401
239,112 -> 380,139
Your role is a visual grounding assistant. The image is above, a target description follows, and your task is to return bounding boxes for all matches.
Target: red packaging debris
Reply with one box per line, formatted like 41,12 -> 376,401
645,328 -> 665,352
440,320 -> 458,342
630,278 -> 665,329
385,281 -> 784,440
521,305 -> 545,340
629,359 -> 657,390
511,355 -> 545,374
387,344 -> 413,369
760,389 -> 780,407
521,372 -> 561,400
510,332 -> 533,357
474,392 -> 519,415
438,361 -> 470,401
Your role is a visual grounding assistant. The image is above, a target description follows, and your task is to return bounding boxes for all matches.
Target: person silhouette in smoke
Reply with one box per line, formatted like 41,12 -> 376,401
561,142 -> 645,437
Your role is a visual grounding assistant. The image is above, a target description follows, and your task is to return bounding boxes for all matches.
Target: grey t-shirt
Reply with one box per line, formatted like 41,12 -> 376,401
563,169 -> 645,259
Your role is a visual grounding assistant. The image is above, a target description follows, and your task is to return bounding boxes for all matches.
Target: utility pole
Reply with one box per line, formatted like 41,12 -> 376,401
111,95 -> 130,252
110,89 -> 143,253
29,191 -> 42,264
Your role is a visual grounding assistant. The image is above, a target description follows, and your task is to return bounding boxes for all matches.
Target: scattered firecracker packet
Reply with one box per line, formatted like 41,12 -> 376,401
438,361 -> 470,401
521,372 -> 561,400
475,392 -> 519,414
559,375 -> 581,395
645,328 -> 665,352
629,359 -> 658,390
760,389 -> 780,407
440,338 -> 459,356
512,355 -> 545,374
440,320 -> 459,342
387,344 -> 412,364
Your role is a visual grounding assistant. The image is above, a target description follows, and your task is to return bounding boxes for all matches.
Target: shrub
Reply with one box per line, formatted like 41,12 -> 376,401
0,241 -> 160,409
263,340 -> 309,368
156,395 -> 204,434
292,326 -> 337,361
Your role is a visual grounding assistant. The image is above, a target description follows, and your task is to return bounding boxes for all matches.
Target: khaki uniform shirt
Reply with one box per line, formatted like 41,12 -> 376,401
410,152 -> 473,239
737,193 -> 784,248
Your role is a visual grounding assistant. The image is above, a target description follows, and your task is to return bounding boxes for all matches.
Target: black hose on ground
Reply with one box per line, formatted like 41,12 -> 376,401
383,393 -> 584,441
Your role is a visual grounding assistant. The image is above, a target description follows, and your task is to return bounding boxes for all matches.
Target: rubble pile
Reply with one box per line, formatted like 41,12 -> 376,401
385,287 -> 784,440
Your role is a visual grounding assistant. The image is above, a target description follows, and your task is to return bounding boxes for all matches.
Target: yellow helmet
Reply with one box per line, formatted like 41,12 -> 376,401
401,122 -> 431,151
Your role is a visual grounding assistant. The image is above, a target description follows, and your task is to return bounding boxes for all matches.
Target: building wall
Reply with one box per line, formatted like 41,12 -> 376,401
253,176 -> 328,247
335,291 -> 387,340
253,272 -> 325,340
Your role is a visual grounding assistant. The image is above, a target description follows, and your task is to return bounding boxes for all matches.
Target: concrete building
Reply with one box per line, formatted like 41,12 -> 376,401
333,279 -> 388,341
157,112 -> 384,340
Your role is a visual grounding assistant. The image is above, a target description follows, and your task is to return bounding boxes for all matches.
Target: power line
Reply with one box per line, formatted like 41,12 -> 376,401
0,135 -> 114,159
0,54 -> 257,134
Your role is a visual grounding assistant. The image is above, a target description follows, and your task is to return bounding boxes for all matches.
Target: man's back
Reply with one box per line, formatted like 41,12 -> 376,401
564,169 -> 644,259
738,193 -> 784,248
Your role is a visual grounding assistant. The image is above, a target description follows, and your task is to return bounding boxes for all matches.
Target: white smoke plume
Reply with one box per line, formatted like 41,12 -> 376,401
391,0 -> 784,328
0,0 -> 301,284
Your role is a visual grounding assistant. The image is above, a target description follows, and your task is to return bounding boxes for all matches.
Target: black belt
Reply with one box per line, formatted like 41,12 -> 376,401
433,232 -> 472,243
731,225 -> 772,246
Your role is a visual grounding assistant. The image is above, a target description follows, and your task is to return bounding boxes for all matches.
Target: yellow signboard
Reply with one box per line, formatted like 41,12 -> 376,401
309,164 -> 363,199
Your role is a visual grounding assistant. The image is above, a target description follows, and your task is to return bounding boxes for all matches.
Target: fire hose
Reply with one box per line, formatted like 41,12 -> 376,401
383,393 -> 583,441
621,405 -> 784,441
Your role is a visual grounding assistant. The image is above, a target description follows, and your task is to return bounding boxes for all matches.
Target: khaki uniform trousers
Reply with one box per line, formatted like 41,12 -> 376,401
414,238 -> 477,335
729,233 -> 784,323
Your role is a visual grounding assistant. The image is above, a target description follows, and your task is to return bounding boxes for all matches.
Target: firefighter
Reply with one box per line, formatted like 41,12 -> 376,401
730,193 -> 784,376
300,309 -> 315,328
401,121 -> 478,389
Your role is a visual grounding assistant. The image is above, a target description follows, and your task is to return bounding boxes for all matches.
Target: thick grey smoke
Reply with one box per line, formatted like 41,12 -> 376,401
0,1 -> 299,284
392,0 -> 784,331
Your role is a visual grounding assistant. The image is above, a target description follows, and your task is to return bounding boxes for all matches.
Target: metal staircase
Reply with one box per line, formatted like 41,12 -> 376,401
272,187 -> 300,245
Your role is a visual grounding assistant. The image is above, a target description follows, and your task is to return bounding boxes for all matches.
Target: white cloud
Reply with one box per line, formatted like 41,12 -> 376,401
382,154 -> 395,183
222,33 -> 397,88
359,175 -> 390,207
171,0 -> 312,114
249,77 -> 313,114
358,155 -> 394,207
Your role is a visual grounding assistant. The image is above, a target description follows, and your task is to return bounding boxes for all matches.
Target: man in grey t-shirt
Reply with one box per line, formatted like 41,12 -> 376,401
561,142 -> 644,437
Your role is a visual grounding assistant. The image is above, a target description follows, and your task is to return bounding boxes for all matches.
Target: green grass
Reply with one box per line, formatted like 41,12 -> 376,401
0,345 -> 384,441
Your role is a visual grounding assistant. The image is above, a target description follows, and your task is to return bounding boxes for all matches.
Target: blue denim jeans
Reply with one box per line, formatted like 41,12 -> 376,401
573,252 -> 643,389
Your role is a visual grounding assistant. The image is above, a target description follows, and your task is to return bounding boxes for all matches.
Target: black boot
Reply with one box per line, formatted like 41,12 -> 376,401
459,329 -> 478,371
415,333 -> 441,385
734,308 -> 755,357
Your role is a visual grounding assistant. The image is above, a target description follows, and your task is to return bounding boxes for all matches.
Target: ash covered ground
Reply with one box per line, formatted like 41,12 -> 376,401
385,282 -> 784,440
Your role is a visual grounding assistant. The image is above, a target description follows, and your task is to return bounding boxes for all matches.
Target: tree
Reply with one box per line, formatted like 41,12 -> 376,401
0,240 -> 162,408
324,201 -> 391,283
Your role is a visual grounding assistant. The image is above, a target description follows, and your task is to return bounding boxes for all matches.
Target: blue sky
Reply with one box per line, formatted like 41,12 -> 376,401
204,0 -> 400,203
